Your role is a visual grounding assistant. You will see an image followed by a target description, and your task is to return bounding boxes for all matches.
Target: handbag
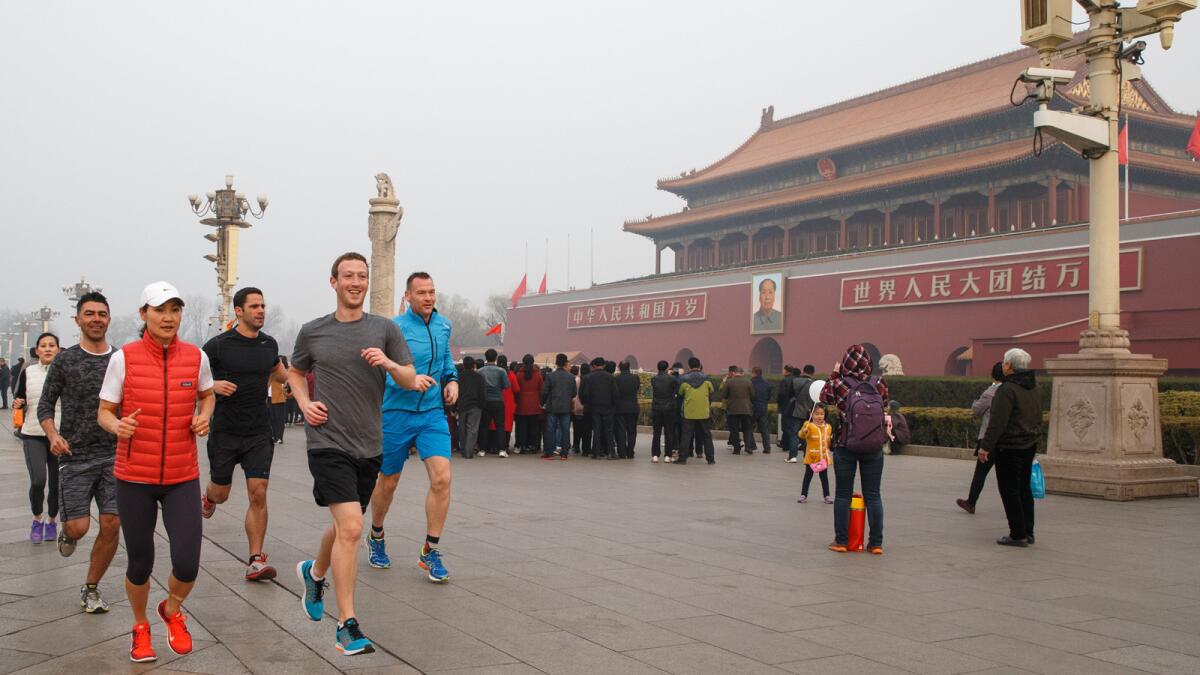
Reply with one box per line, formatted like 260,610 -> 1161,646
812,457 -> 828,473
1030,459 -> 1046,499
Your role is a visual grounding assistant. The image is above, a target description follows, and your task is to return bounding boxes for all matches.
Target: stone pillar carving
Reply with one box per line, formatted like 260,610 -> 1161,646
368,173 -> 403,318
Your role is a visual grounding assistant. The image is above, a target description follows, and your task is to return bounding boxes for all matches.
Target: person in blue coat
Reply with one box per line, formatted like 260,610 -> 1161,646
366,272 -> 459,582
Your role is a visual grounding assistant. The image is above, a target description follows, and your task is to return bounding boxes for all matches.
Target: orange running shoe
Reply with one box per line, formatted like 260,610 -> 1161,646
129,622 -> 156,663
867,545 -> 884,555
157,600 -> 193,655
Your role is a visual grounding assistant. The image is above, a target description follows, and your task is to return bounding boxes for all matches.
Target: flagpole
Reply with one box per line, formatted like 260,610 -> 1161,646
544,237 -> 549,293
567,233 -> 572,290
589,228 -> 594,287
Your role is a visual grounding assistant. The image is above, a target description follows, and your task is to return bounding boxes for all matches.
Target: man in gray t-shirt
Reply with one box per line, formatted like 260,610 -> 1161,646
291,313 -> 413,458
287,252 -> 432,657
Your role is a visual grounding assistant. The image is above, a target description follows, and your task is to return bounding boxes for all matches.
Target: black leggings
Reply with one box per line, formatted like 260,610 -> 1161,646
23,436 -> 59,519
116,479 -> 202,585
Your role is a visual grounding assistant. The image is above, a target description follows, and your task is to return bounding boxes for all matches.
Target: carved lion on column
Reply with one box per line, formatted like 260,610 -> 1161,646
878,354 -> 904,376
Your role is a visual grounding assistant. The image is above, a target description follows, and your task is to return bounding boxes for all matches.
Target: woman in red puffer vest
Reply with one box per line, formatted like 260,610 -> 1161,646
98,282 -> 215,664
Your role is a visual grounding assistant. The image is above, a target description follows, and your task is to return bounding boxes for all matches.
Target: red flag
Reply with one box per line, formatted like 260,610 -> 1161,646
1187,115 -> 1200,160
485,323 -> 503,336
537,273 -> 547,294
1118,122 -> 1128,165
511,274 -> 527,307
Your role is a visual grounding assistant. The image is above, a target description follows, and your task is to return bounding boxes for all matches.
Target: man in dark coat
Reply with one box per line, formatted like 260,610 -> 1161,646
650,360 -> 677,462
0,358 -> 9,408
541,353 -> 577,458
776,365 -> 795,454
719,367 -> 755,454
750,367 -> 772,453
979,348 -> 1042,548
614,361 -> 641,459
579,357 -> 619,459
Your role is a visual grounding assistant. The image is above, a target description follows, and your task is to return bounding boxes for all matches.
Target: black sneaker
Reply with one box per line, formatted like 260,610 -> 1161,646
996,536 -> 1028,547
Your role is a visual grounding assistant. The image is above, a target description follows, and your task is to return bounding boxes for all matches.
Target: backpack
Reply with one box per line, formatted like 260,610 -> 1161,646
790,376 -> 814,419
842,376 -> 886,454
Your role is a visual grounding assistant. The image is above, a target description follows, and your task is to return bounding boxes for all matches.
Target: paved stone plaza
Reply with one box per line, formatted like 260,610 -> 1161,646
1,424 -> 1199,674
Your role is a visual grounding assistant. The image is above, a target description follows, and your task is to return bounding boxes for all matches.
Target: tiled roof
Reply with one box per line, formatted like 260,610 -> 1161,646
657,46 -> 1191,192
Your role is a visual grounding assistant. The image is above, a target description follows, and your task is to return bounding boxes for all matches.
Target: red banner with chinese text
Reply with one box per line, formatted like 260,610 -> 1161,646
567,292 -> 708,329
839,249 -> 1142,310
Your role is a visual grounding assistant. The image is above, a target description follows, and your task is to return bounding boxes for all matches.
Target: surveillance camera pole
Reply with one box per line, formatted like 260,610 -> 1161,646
1031,0 -> 1198,500
187,176 -> 268,329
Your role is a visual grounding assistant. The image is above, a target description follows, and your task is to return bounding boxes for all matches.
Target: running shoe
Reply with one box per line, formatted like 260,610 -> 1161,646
80,585 -> 110,613
367,535 -> 390,569
823,496 -> 834,504
43,521 -> 56,543
200,494 -> 216,519
827,542 -> 848,553
245,553 -> 277,581
499,450 -> 509,458
867,545 -> 884,555
156,600 -> 193,655
29,520 -> 43,544
297,559 -> 328,621
335,618 -> 375,655
651,456 -> 659,463
476,451 -> 485,457
797,495 -> 808,503
129,622 -> 156,663
57,529 -> 76,557
418,546 -> 449,583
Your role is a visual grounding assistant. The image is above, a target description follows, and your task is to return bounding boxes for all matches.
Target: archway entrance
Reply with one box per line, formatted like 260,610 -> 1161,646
622,354 -> 640,371
674,348 -> 695,367
861,342 -> 882,368
748,337 -> 783,375
945,346 -> 971,376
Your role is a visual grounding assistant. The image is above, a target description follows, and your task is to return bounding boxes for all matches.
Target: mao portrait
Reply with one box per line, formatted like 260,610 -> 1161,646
750,272 -> 784,334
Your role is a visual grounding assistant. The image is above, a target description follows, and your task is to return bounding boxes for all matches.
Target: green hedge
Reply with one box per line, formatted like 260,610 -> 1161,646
1159,391 -> 1200,417
901,405 -> 1200,464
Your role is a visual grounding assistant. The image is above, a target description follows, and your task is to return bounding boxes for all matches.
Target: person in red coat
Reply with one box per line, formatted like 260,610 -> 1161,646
98,282 -> 215,663
513,354 -> 544,453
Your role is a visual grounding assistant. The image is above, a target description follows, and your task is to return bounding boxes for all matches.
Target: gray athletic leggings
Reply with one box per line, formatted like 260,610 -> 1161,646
116,479 -> 202,585
23,436 -> 59,519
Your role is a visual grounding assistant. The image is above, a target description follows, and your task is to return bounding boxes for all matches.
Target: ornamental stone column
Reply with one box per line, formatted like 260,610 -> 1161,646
368,173 -> 403,318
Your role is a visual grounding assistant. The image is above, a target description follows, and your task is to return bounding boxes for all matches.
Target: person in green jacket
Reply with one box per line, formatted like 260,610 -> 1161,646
675,357 -> 715,465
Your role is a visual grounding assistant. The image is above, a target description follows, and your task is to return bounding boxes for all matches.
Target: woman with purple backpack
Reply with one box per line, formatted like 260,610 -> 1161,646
820,344 -> 889,555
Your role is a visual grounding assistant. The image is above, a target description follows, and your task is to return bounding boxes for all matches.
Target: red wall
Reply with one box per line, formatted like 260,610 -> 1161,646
505,229 -> 1200,376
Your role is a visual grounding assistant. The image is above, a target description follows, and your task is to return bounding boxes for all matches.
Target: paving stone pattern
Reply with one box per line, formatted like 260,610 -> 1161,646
1,421 -> 1198,673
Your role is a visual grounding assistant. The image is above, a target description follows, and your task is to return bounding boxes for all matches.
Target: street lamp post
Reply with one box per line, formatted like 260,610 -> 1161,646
1019,0 -> 1198,500
32,306 -> 59,334
187,175 -> 268,328
63,278 -> 102,340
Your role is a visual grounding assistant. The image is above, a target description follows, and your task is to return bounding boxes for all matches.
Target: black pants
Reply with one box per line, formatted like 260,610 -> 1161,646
515,414 -> 541,450
592,411 -> 615,456
994,446 -> 1036,540
728,414 -> 754,451
480,400 -> 506,453
23,436 -> 59,519
615,412 -> 638,457
573,413 -> 591,454
753,414 -> 771,451
679,419 -> 715,462
270,403 -> 286,442
802,465 -> 830,497
117,478 -> 202,585
651,409 -> 676,457
967,447 -> 995,506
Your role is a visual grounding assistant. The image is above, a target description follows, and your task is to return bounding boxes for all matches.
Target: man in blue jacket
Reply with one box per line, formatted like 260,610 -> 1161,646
366,272 -> 458,582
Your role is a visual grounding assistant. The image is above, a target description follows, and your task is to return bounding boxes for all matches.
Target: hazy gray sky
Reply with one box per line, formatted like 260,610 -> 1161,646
3,1 -> 1198,339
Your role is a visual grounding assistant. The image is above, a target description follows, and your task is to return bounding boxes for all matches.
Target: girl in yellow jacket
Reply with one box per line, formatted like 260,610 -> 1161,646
797,406 -> 833,504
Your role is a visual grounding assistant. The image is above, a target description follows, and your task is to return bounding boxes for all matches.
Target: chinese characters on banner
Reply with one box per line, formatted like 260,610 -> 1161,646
839,249 -> 1142,310
567,292 -> 708,329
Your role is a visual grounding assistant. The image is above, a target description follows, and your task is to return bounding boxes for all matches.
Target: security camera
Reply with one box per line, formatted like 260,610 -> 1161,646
1018,67 -> 1077,85
1120,40 -> 1148,64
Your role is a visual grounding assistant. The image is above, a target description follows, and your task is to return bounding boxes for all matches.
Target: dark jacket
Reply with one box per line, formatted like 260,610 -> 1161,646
615,372 -> 641,414
751,376 -> 770,418
0,364 -> 9,387
580,369 -> 618,413
542,368 -> 577,415
981,369 -> 1041,452
776,373 -> 794,414
719,375 -> 754,416
456,369 -> 486,410
650,372 -> 678,412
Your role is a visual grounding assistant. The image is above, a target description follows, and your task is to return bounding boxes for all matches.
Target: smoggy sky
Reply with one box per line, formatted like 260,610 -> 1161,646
3,1 -> 1197,339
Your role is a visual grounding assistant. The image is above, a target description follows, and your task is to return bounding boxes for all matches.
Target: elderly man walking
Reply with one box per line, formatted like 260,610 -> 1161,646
979,348 -> 1041,548
720,367 -> 755,454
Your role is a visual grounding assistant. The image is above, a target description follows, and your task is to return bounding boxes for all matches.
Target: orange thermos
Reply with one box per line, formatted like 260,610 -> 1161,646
848,493 -> 865,552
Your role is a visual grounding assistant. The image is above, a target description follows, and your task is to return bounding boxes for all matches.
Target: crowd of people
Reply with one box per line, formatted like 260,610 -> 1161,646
5,249 -> 1045,663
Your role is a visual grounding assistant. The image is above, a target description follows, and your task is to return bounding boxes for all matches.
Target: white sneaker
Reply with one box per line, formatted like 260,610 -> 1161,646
652,456 -> 659,463
787,457 -> 798,463
499,450 -> 509,458
476,451 -> 485,457
513,448 -> 521,455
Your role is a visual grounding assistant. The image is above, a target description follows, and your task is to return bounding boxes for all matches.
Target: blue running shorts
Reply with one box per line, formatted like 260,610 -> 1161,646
381,408 -> 453,475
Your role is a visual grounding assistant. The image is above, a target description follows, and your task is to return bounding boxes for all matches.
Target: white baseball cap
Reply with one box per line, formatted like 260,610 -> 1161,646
140,281 -> 184,308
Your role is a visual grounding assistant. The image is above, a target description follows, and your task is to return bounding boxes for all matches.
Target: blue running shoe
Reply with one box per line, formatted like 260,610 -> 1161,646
366,535 -> 390,569
335,618 -> 375,655
296,559 -> 327,621
419,546 -> 449,583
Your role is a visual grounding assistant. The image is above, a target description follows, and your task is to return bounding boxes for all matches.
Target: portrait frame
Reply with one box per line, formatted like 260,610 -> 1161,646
750,272 -> 784,335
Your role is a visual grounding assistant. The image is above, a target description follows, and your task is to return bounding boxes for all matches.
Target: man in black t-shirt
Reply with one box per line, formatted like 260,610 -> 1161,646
201,287 -> 287,582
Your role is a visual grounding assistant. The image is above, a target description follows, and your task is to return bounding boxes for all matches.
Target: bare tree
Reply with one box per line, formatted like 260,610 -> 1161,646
180,295 -> 217,346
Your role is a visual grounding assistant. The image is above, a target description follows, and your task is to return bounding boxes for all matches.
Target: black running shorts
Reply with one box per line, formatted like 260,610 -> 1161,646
206,431 -> 274,485
306,448 -> 381,512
